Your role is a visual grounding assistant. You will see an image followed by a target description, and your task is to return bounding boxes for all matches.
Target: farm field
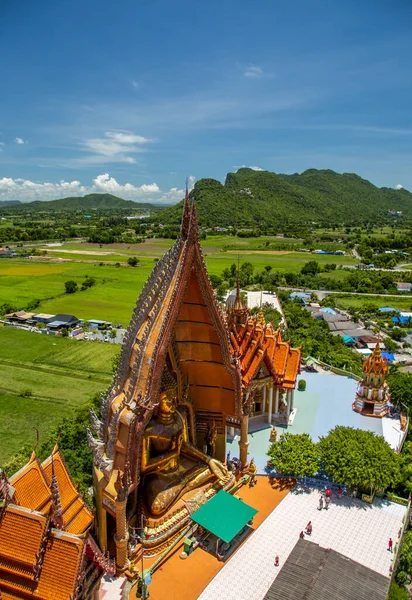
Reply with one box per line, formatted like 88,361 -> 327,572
0,328 -> 119,464
332,294 -> 412,311
0,244 -> 358,323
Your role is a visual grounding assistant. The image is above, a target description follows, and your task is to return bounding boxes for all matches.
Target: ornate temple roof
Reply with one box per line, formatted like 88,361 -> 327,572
0,443 -> 99,599
229,310 -> 301,389
9,443 -> 93,535
89,192 -> 242,494
363,342 -> 388,377
0,504 -> 86,600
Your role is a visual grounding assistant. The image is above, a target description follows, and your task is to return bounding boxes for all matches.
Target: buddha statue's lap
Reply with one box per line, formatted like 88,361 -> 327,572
141,388 -> 228,517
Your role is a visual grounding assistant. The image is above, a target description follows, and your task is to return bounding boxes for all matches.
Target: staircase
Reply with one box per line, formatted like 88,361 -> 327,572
98,574 -> 126,600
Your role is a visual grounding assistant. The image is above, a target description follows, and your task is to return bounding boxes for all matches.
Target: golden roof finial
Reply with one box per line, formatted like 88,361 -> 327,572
52,427 -> 61,455
363,340 -> 388,376
29,428 -> 39,463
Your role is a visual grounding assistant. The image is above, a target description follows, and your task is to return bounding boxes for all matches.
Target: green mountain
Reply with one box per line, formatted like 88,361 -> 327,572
156,168 -> 412,227
0,200 -> 21,207
0,193 -> 157,213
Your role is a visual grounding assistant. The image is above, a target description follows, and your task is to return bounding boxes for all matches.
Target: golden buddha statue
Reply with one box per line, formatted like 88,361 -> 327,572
141,385 -> 228,516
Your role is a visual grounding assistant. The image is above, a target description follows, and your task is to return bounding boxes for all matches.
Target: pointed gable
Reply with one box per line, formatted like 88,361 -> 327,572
97,199 -> 241,482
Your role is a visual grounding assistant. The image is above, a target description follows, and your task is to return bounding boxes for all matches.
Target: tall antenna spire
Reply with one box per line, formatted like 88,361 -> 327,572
181,177 -> 191,240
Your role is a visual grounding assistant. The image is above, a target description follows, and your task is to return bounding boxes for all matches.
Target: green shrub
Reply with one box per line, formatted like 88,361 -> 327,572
298,379 -> 306,391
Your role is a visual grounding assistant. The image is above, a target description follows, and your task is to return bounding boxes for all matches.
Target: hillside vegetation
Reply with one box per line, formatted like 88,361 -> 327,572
157,168 -> 412,227
0,193 -> 157,213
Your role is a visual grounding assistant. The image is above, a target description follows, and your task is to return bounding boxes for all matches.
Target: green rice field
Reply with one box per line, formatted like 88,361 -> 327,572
0,328 -> 118,464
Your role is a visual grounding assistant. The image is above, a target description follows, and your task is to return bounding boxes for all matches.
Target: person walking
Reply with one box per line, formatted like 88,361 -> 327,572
388,538 -> 393,553
305,521 -> 312,535
337,487 -> 342,500
325,496 -> 330,510
319,496 -> 324,511
274,555 -> 279,567
299,531 -> 305,539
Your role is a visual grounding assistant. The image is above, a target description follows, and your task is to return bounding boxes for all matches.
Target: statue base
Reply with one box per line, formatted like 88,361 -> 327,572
136,473 -> 236,555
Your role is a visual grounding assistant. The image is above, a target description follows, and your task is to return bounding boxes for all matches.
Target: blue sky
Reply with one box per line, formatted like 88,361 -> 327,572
0,0 -> 411,202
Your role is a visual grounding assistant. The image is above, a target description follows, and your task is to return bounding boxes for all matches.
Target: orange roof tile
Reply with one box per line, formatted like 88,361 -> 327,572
0,506 -> 46,575
273,342 -> 289,377
35,532 -> 84,600
284,348 -> 301,387
9,459 -> 51,514
42,451 -> 92,535
0,530 -> 84,600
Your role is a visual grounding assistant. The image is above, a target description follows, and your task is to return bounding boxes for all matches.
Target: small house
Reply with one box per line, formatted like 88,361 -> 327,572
5,311 -> 36,324
396,282 -> 412,292
46,314 -> 81,330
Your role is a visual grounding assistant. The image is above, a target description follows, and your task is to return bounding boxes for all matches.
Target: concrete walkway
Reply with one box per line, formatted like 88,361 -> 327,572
198,487 -> 406,600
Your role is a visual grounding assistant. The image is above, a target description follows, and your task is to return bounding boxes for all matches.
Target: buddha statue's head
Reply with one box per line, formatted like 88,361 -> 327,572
158,369 -> 178,416
158,389 -> 177,415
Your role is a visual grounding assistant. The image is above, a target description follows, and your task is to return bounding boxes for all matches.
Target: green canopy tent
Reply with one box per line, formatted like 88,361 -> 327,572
191,490 -> 258,554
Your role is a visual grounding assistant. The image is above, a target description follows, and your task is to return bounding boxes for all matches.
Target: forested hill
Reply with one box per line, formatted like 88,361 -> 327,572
0,193 -> 156,213
156,168 -> 412,227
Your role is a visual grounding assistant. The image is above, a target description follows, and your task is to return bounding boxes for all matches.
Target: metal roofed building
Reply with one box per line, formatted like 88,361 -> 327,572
191,489 -> 258,545
264,539 -> 389,600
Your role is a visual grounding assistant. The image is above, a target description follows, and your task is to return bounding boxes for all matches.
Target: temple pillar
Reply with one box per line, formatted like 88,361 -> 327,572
263,384 -> 267,413
286,390 -> 291,417
114,471 -> 130,574
290,390 -> 295,412
114,497 -> 129,573
239,415 -> 249,466
267,384 -> 273,424
274,387 -> 279,414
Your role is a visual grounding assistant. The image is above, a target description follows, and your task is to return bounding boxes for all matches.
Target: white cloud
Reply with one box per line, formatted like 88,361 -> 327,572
81,130 -> 151,164
396,184 -> 403,189
132,80 -> 139,90
0,173 -> 194,204
14,137 -> 26,144
244,65 -> 263,78
0,177 -> 86,202
92,173 -> 159,197
235,165 -> 264,171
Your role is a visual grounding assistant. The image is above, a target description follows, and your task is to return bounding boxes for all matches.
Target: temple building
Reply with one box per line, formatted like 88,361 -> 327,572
227,282 -> 301,429
86,187 -> 301,573
0,441 -> 114,599
353,342 -> 391,417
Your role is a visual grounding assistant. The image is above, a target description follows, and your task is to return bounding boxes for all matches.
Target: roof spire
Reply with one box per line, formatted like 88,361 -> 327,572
50,456 -> 64,529
181,177 -> 191,240
187,198 -> 199,242
52,427 -> 61,456
29,428 -> 39,463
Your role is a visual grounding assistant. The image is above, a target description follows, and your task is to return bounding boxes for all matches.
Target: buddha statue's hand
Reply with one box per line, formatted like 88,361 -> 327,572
208,458 -> 228,480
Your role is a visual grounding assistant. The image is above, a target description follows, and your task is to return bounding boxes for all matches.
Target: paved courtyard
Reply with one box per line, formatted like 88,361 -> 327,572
198,486 -> 406,600
228,372 -> 405,474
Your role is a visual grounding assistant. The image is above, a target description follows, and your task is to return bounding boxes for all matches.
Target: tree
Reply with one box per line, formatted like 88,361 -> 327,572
64,280 -> 78,294
319,426 -> 400,491
81,276 -> 96,291
298,379 -> 306,391
209,274 -> 222,288
383,338 -> 398,353
388,583 -> 408,600
399,441 -> 412,494
128,257 -> 139,267
109,329 -> 117,340
387,372 -> 412,411
396,530 -> 412,587
267,433 -> 319,477
301,261 -> 320,276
